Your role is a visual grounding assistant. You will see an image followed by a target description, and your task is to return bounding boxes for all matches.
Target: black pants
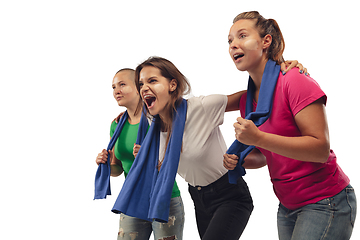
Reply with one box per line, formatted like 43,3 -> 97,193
188,173 -> 253,240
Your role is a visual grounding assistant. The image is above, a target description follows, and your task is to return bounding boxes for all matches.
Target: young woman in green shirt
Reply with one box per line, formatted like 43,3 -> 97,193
95,68 -> 184,240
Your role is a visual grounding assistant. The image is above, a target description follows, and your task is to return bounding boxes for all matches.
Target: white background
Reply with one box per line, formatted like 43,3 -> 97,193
1,0 -> 359,239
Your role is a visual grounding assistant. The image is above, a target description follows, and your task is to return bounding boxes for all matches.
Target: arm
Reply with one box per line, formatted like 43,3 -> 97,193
109,150 -> 124,177
233,99 -> 330,163
95,148 -> 124,177
243,148 -> 267,169
226,90 -> 246,112
223,148 -> 266,170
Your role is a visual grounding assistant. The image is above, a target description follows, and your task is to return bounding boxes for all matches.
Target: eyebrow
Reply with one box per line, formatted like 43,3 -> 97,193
112,80 -> 124,86
228,28 -> 247,38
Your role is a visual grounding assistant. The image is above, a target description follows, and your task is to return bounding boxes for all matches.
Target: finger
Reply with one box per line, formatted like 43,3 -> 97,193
224,153 -> 239,161
287,60 -> 298,70
236,117 -> 249,125
282,60 -> 299,74
226,153 -> 239,159
296,63 -> 304,73
304,68 -> 309,76
280,62 -> 287,73
223,154 -> 239,165
223,159 -> 236,170
225,156 -> 239,165
96,157 -> 107,165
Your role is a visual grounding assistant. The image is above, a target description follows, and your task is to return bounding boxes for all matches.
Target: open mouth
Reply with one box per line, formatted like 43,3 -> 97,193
234,53 -> 244,61
143,94 -> 156,108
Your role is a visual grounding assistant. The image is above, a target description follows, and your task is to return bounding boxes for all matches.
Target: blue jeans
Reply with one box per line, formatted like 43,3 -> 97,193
117,196 -> 185,240
277,185 -> 356,240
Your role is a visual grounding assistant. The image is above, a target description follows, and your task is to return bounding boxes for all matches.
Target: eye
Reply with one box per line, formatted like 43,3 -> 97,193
239,33 -> 246,39
228,38 -> 233,45
139,82 -> 144,88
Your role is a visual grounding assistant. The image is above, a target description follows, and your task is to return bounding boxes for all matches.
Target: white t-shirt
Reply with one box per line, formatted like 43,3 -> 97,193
159,95 -> 228,187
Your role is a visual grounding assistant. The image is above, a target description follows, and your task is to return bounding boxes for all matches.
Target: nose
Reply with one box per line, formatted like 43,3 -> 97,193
114,85 -> 121,95
140,82 -> 149,95
229,39 -> 238,50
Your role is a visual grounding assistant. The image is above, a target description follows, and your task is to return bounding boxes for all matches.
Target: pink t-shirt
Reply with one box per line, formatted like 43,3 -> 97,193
239,68 -> 350,210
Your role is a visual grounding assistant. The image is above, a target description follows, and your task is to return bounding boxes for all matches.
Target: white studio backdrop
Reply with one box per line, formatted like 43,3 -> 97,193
1,0 -> 359,239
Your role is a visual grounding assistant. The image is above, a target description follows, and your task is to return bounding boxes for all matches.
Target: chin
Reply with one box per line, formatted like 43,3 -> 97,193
148,109 -> 158,116
236,65 -> 247,72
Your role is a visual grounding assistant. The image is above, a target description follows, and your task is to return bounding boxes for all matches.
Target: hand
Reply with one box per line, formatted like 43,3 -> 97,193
281,60 -> 309,76
113,111 -> 125,124
234,117 -> 263,146
223,154 -> 239,170
96,149 -> 110,165
133,144 -> 141,158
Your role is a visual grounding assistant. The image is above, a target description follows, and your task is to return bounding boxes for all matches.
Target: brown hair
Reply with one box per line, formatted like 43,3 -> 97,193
135,56 -> 191,120
115,68 -> 142,116
233,11 -> 285,64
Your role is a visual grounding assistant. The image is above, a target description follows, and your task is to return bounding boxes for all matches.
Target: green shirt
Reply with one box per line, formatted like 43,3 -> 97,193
110,120 -> 180,198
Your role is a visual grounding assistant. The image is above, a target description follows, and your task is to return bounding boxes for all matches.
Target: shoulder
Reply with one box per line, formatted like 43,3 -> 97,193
186,95 -> 227,127
280,68 -> 322,91
188,94 -> 227,108
279,68 -> 327,114
110,119 -> 118,136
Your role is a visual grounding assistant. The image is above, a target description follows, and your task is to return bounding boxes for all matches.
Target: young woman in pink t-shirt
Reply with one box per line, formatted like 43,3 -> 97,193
224,11 -> 356,240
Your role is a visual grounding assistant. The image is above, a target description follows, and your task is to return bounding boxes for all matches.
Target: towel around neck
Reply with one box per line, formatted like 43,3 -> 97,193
227,59 -> 281,184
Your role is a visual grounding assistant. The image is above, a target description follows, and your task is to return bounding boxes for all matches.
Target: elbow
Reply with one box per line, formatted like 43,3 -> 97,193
316,142 -> 330,163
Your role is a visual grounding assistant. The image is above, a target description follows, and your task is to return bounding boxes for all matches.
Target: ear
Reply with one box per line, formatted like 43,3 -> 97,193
262,34 -> 272,50
169,79 -> 177,92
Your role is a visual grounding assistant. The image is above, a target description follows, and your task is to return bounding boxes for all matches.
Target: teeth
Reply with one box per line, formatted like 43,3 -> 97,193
234,53 -> 244,59
143,94 -> 156,107
143,95 -> 154,99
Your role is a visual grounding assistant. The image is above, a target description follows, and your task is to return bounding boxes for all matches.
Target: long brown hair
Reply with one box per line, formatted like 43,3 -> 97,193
135,56 -> 191,120
233,11 -> 285,64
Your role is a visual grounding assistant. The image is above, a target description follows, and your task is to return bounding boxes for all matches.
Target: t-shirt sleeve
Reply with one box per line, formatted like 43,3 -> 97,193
284,70 -> 327,116
110,120 -> 117,138
199,94 -> 228,127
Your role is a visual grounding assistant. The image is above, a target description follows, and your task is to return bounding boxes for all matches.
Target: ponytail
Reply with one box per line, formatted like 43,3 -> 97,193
233,11 -> 285,64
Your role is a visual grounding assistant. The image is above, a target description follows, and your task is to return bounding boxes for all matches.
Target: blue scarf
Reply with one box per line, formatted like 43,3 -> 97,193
94,111 -> 149,200
112,98 -> 187,223
227,59 -> 280,184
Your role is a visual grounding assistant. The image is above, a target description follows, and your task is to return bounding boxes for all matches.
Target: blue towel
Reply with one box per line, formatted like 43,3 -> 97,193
94,111 -> 149,200
112,98 -> 187,223
227,59 -> 280,184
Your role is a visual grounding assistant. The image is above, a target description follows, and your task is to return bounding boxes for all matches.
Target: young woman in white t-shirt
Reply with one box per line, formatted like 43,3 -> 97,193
133,56 -> 305,240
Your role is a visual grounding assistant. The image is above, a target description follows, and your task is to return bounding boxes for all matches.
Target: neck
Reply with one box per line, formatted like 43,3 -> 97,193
248,58 -> 268,90
126,104 -> 141,124
159,104 -> 173,132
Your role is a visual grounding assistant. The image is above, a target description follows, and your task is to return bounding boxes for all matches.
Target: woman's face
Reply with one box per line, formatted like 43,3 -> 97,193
139,66 -> 176,117
228,19 -> 267,72
112,71 -> 139,108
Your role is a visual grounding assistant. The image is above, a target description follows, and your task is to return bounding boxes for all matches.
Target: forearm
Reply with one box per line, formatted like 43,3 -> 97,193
255,132 -> 330,163
242,148 -> 267,169
226,90 -> 246,112
110,164 -> 124,177
110,151 -> 124,177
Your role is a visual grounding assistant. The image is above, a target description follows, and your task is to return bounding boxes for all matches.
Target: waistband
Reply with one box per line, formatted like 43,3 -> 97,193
189,172 -> 232,192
